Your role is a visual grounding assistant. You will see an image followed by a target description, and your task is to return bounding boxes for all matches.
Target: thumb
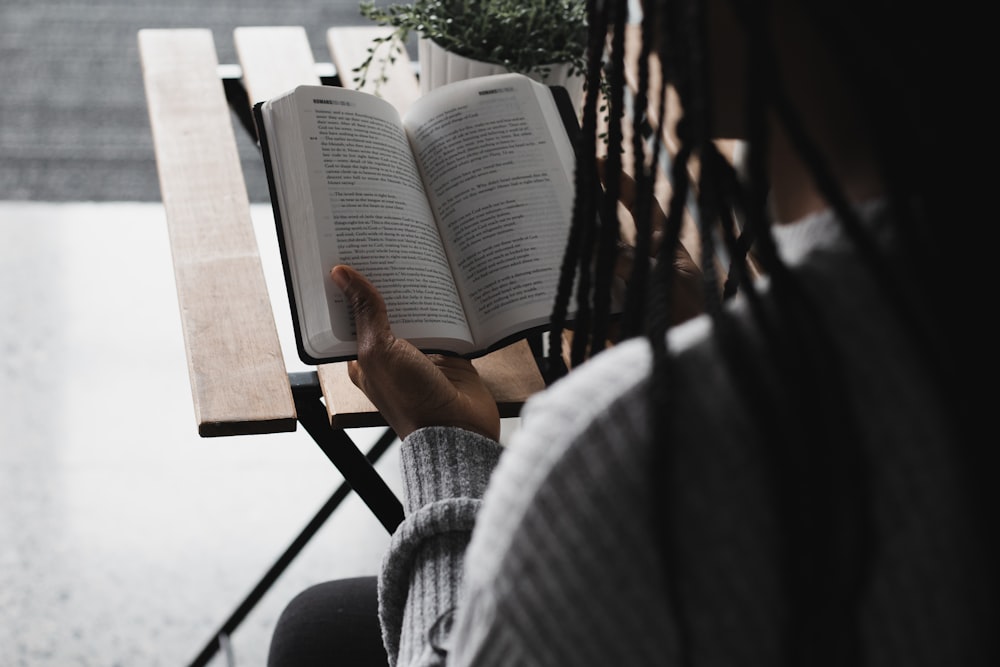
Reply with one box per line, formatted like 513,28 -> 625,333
330,265 -> 392,348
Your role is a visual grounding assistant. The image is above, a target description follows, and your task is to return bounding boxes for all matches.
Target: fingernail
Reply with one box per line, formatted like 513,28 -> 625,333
331,266 -> 350,291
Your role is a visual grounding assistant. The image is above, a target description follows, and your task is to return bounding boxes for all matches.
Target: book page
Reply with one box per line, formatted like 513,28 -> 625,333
285,86 -> 475,357
402,73 -> 577,347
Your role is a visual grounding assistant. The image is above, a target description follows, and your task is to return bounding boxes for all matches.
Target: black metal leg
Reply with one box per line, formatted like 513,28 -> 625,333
186,373 -> 402,667
290,373 -> 404,532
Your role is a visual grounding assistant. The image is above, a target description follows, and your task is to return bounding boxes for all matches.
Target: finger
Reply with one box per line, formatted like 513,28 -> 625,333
614,239 -> 636,283
620,171 -> 667,253
331,265 -> 394,355
595,161 -> 667,257
346,358 -> 363,390
596,158 -> 643,215
596,157 -> 635,211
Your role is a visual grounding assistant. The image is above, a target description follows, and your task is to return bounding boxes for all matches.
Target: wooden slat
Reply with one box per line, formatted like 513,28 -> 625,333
233,27 -> 385,428
234,26 -> 320,104
326,26 -> 421,115
322,26 -> 546,428
622,24 -> 739,168
472,347 -> 549,418
320,339 -> 548,430
138,29 -> 296,436
618,23 -> 704,263
619,24 -> 759,282
235,27 -> 378,429
233,26 -> 385,429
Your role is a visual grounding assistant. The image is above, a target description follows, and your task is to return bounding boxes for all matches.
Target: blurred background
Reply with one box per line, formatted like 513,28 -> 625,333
0,1 -> 429,665
0,0 -> 381,203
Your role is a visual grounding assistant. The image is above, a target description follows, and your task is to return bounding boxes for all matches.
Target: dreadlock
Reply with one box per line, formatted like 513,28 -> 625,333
547,0 -> 992,664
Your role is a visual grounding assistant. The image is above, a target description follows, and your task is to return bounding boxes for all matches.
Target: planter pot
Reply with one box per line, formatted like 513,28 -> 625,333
418,36 -> 585,112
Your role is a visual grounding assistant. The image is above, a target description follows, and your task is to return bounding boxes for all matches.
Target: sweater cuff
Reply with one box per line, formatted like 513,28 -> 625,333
399,426 -> 503,515
379,498 -> 480,666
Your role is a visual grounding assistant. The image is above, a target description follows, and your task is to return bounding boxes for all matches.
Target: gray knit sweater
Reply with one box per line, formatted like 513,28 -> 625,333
377,202 -> 992,666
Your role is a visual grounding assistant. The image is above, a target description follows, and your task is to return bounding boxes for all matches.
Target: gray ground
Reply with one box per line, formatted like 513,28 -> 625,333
1,2 -> 413,666
0,0 -> 378,202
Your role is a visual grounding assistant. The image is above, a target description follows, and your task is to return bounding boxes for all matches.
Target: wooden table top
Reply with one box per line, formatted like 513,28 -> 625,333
138,26 -> 546,436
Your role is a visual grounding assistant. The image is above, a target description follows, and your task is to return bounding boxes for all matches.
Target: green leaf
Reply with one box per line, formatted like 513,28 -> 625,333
356,0 -> 588,75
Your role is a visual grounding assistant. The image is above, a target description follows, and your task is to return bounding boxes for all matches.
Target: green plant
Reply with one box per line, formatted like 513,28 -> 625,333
354,0 -> 589,90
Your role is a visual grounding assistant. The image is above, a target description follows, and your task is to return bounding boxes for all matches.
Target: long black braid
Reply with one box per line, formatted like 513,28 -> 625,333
587,0 -> 628,351
546,0 -> 609,381
660,1 -> 875,663
546,0 -> 994,664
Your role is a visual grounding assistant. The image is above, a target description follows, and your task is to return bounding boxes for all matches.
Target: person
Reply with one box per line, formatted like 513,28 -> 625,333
268,0 -> 995,664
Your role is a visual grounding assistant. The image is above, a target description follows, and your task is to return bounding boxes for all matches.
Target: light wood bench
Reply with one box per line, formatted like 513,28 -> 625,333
138,26 -> 545,438
138,25 -> 547,667
137,25 -> 730,665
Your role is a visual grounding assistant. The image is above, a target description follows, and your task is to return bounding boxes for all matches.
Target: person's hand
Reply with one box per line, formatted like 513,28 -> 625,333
598,158 -> 704,327
331,265 -> 501,442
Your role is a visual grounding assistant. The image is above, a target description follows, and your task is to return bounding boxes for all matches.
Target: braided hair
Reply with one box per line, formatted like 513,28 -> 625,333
547,0 -> 993,664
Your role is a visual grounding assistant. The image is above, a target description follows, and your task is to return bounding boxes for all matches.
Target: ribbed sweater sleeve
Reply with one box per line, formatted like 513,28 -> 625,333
378,426 -> 503,667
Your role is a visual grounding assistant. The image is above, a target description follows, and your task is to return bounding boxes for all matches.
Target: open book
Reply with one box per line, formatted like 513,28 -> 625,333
254,73 -> 581,365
